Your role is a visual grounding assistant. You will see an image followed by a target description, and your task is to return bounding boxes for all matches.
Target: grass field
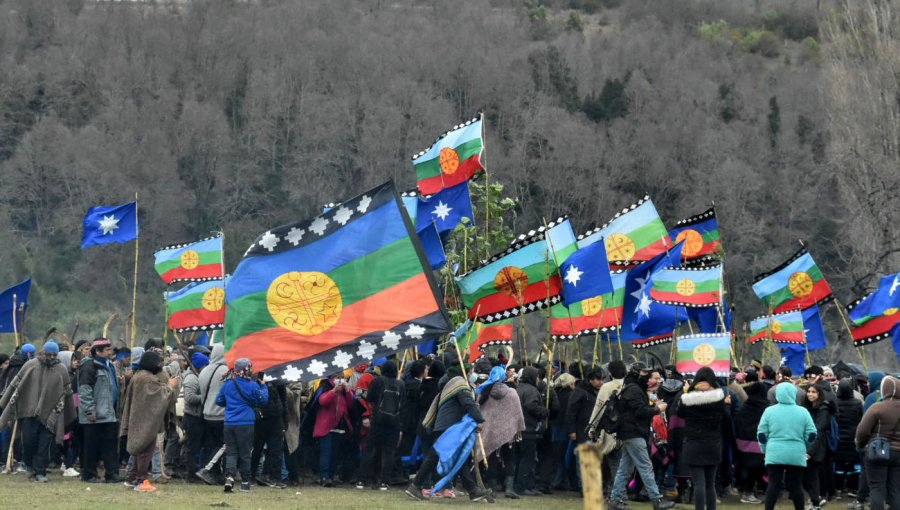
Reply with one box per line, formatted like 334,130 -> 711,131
0,473 -> 817,510
0,474 -> 588,510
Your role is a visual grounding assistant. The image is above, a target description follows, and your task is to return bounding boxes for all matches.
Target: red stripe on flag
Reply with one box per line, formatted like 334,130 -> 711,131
168,307 -> 225,330
852,313 -> 900,341
649,290 -> 720,306
469,323 -> 514,362
629,237 -> 672,262
551,307 -> 623,336
467,276 -> 562,320
417,155 -> 482,195
161,264 -> 223,284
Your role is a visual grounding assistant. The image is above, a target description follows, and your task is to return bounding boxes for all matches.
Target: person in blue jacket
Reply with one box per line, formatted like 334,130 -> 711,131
757,382 -> 817,510
215,358 -> 267,493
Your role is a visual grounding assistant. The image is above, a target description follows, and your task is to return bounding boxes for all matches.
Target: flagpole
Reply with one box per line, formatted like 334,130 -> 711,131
163,285 -> 170,346
219,229 -> 227,345
799,307 -> 811,368
614,309 -> 624,359
130,192 -> 139,348
6,294 -> 20,474
480,111 -> 489,252
831,298 -> 869,371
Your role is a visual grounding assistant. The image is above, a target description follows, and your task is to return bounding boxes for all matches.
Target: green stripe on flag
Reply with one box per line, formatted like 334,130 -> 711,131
168,292 -> 207,313
615,220 -> 668,250
652,279 -> 721,294
676,348 -> 730,362
462,260 -> 555,307
155,251 -> 222,274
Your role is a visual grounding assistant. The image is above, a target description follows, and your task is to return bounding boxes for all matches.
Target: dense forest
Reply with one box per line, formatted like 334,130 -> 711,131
0,0 -> 897,368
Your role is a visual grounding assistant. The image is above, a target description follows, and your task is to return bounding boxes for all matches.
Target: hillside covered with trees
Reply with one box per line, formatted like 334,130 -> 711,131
0,0 -> 897,367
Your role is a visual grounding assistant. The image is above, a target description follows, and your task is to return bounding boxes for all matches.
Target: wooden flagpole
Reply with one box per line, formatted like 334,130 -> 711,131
832,297 -> 869,371
6,295 -> 20,474
543,218 -> 582,378
130,192 -> 139,348
163,285 -> 170,346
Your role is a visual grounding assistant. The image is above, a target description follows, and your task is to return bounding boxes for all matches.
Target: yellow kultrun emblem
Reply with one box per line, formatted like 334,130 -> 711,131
180,249 -> 200,270
267,271 -> 343,336
201,287 -> 225,312
439,147 -> 460,175
494,267 -> 529,297
771,320 -> 783,334
884,308 -> 898,316
675,279 -> 696,296
675,229 -> 704,257
788,272 -> 815,298
582,295 -> 604,316
605,233 -> 636,262
692,343 -> 716,366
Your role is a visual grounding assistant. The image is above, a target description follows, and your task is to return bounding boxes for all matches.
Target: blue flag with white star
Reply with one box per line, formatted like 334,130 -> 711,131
415,182 -> 474,233
779,343 -> 806,374
560,241 -> 613,307
81,202 -> 138,248
848,272 -> 900,326
801,305 -> 827,351
0,277 -> 31,333
621,242 -> 685,342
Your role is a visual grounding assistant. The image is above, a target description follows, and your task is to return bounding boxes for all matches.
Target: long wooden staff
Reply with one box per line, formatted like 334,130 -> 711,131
5,294 -> 20,474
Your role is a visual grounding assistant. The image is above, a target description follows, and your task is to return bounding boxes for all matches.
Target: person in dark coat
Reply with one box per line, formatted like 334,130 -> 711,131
357,360 -> 404,490
834,378 -> 863,496
609,366 -> 675,510
515,365 -> 554,496
801,382 -> 836,510
677,367 -> 730,510
734,375 -> 768,503
250,377 -> 288,489
562,368 -> 603,491
551,373 -> 576,491
396,360 -> 425,479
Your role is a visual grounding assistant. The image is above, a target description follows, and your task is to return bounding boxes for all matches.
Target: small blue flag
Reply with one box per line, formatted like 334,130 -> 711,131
560,241 -> 613,307
848,273 -> 900,325
416,182 -> 474,234
801,305 -> 827,351
417,338 -> 438,356
81,202 -> 138,248
688,294 -> 732,334
0,278 -> 31,333
621,242 -> 686,342
779,342 -> 806,374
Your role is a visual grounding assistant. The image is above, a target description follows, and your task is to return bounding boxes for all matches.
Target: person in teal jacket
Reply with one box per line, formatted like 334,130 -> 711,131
757,383 -> 816,510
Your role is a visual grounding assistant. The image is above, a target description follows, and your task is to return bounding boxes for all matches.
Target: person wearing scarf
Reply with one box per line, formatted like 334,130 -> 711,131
0,341 -> 76,483
119,350 -> 178,489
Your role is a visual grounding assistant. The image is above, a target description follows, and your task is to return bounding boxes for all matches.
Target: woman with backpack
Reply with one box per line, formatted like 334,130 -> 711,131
757,382 -> 817,510
801,382 -> 837,510
677,367 -> 731,510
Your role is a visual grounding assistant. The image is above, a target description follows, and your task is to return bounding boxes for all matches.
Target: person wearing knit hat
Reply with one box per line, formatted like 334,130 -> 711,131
0,338 -> 76,482
214,357 -> 268,493
21,343 -> 36,358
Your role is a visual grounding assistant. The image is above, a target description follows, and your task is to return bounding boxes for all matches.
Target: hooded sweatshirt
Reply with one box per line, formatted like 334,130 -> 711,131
198,344 -> 229,421
757,383 -> 817,466
864,371 -> 885,411
855,375 -> 900,451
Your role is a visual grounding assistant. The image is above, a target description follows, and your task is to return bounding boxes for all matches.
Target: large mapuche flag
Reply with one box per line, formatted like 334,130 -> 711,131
577,195 -> 671,267
412,114 -> 484,195
154,236 -> 224,285
166,279 -> 226,333
224,182 -> 452,382
551,270 -> 626,340
752,247 -> 833,313
456,218 -> 577,323
676,333 -> 731,377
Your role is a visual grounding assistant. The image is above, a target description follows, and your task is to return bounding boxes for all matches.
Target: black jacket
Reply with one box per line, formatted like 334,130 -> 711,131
805,398 -> 837,463
400,377 -> 422,435
617,372 -> 658,440
367,366 -> 405,429
0,353 -> 29,399
432,375 -> 484,433
416,377 -> 440,437
677,387 -> 729,466
552,386 -> 572,429
835,379 -> 863,464
566,380 -> 599,444
260,381 -> 288,423
517,366 -> 552,437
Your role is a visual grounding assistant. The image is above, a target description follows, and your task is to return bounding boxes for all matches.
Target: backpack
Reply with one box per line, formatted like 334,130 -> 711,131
375,379 -> 402,419
598,388 -> 623,435
827,416 -> 840,452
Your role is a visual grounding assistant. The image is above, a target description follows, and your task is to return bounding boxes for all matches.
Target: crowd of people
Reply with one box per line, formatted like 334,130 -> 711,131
0,337 -> 898,509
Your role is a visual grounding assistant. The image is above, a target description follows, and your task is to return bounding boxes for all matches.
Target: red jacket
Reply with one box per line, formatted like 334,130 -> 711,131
313,386 -> 354,439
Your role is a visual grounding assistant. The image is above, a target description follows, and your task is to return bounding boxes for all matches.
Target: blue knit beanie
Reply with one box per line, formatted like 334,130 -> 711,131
43,341 -> 59,355
191,352 -> 210,370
